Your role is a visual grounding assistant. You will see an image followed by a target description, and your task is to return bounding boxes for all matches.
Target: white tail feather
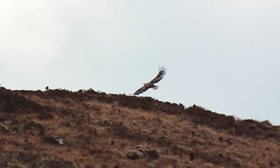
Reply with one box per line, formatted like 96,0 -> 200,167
153,85 -> 159,90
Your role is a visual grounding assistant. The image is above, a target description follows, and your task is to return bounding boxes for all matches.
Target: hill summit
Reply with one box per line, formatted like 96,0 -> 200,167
0,87 -> 279,168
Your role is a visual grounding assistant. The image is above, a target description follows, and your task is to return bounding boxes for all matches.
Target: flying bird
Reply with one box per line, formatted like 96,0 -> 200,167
133,66 -> 166,96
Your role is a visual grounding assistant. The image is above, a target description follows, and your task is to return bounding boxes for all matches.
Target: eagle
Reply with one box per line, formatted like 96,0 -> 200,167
133,66 -> 166,96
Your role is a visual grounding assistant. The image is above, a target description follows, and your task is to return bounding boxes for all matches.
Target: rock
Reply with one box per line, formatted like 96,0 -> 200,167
3,120 -> 12,125
126,145 -> 159,160
227,138 -> 236,144
44,135 -> 65,145
126,148 -> 145,160
0,122 -> 10,132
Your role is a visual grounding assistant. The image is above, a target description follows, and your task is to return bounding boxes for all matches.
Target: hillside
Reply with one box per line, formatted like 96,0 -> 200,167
0,87 -> 279,168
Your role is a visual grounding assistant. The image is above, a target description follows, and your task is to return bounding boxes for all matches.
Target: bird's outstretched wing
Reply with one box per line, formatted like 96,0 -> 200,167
149,66 -> 166,84
133,85 -> 150,96
133,66 -> 166,96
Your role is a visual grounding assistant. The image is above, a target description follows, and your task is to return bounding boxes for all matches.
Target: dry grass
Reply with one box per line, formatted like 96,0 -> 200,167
0,87 -> 279,168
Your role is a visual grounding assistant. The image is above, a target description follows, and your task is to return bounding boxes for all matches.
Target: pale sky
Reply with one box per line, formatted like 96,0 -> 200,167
1,0 -> 280,125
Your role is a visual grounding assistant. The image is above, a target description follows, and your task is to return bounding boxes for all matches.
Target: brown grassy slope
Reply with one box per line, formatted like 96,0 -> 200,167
0,87 -> 280,168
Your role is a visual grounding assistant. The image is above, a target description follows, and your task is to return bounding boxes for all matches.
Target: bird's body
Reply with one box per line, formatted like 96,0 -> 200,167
133,66 -> 166,96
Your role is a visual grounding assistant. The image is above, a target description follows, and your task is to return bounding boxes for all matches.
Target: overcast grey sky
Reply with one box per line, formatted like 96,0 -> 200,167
1,0 -> 280,125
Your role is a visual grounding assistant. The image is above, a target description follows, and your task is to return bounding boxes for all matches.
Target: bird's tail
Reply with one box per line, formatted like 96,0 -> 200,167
152,85 -> 159,90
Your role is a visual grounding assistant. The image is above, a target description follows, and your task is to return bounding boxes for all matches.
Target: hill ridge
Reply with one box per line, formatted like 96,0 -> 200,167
0,87 -> 279,168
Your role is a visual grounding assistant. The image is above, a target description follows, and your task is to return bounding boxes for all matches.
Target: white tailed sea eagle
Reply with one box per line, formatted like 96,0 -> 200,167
133,66 -> 166,96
